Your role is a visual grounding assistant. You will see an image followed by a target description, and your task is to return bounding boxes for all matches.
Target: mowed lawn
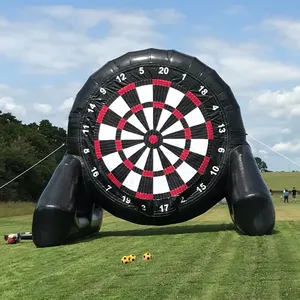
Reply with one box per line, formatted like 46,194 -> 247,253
262,172 -> 300,191
1,196 -> 300,300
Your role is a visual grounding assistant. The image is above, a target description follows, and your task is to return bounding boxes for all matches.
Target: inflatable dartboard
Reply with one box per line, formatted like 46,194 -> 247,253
67,48 -> 230,223
32,49 -> 275,247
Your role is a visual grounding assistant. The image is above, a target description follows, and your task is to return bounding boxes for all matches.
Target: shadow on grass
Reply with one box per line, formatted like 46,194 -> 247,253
100,223 -> 236,237
66,223 -> 236,245
65,223 -> 280,245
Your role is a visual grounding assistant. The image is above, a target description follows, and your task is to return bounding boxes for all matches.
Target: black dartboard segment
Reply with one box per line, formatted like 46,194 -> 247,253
78,57 -> 229,217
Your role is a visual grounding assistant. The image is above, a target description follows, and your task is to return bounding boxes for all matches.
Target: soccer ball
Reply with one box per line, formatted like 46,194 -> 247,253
121,256 -> 130,264
143,252 -> 152,261
128,254 -> 136,262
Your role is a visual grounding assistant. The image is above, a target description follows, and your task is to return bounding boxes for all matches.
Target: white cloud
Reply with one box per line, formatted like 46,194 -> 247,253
0,85 -> 26,117
0,96 -> 25,117
33,103 -> 52,113
223,5 -> 248,15
0,84 -> 26,96
273,141 -> 300,153
59,97 -> 74,111
0,6 -> 183,74
259,150 -> 268,154
248,86 -> 300,118
190,37 -> 300,95
152,9 -> 185,25
0,82 -> 80,127
263,18 -> 300,49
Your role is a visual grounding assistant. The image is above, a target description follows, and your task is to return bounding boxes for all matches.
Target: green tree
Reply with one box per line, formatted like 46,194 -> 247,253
255,157 -> 268,172
0,111 -> 67,202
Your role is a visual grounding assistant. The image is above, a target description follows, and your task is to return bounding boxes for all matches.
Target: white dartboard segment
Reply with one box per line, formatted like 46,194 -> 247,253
156,109 -> 172,132
121,130 -> 144,140
136,85 -> 153,104
143,107 -> 154,130
123,171 -> 142,191
163,139 -> 186,149
161,120 -> 184,136
160,145 -> 179,165
189,139 -> 209,157
164,87 -> 185,108
123,143 -> 145,158
153,175 -> 171,194
127,114 -> 147,133
135,147 -> 150,169
102,152 -> 123,171
176,161 -> 198,182
185,108 -> 205,128
98,124 -> 117,140
153,149 -> 164,171
109,96 -> 130,117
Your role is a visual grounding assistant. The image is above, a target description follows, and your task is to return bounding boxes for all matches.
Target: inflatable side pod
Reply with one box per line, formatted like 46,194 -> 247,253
32,48 -> 275,247
32,155 -> 103,247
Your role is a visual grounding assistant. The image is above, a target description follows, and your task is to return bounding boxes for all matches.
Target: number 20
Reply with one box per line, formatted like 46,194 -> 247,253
158,67 -> 169,74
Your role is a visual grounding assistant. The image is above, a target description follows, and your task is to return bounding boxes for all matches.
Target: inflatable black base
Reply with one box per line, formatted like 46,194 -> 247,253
32,48 -> 275,247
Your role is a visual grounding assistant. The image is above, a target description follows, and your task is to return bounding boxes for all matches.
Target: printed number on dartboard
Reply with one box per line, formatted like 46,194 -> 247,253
122,196 -> 131,204
91,167 -> 99,177
97,67 -> 212,97
218,123 -> 226,133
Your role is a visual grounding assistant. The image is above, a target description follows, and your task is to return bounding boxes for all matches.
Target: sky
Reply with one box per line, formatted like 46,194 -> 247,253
1,0 -> 300,171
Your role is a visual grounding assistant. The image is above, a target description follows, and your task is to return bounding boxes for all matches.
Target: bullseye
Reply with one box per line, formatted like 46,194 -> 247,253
148,135 -> 158,144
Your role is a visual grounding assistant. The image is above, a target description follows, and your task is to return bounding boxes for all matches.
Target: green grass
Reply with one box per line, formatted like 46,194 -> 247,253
1,196 -> 300,300
0,202 -> 35,218
262,172 -> 300,191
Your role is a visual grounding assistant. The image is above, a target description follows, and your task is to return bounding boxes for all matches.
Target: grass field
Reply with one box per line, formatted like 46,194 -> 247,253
1,193 -> 300,300
262,172 -> 300,191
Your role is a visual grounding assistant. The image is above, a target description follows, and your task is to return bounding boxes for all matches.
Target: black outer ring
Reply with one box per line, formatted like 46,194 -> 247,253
67,48 -> 246,225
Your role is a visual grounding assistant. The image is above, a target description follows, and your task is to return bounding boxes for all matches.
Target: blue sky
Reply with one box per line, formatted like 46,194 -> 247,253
1,0 -> 300,171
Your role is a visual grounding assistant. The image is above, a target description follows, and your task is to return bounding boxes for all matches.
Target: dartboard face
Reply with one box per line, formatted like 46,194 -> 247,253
79,65 -> 228,216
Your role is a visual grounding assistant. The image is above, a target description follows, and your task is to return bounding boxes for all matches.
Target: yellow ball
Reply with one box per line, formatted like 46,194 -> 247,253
143,252 -> 152,261
128,254 -> 136,262
121,256 -> 130,264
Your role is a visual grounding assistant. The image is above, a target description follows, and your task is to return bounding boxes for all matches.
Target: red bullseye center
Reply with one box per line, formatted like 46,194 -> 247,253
148,135 -> 158,144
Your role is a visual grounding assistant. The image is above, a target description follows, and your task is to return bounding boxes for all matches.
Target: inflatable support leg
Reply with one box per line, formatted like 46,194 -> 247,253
226,144 -> 275,235
32,154 -> 103,247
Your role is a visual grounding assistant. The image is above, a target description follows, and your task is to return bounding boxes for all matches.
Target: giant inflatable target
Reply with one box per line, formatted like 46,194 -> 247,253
32,49 -> 275,247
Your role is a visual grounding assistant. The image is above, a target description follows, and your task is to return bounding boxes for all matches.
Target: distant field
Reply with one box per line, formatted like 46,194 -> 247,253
262,172 -> 300,191
0,201 -> 35,218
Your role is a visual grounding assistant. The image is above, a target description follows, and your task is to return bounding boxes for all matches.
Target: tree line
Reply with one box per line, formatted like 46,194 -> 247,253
0,111 -> 66,202
0,111 -> 270,202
